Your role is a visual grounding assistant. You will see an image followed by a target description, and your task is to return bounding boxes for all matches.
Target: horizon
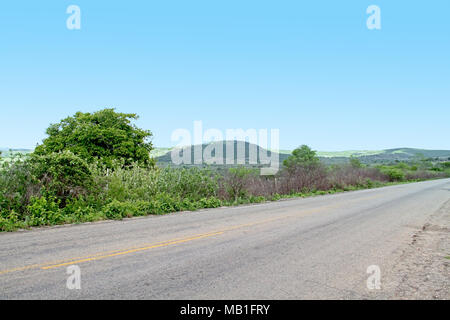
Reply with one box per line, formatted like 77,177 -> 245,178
2,143 -> 450,154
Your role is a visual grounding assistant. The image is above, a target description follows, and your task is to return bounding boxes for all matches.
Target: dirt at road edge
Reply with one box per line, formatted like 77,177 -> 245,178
384,199 -> 450,300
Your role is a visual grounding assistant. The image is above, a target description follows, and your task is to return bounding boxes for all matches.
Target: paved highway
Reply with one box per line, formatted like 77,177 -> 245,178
1,179 -> 449,299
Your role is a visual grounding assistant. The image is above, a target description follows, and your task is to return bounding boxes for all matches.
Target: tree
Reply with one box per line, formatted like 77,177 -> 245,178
283,145 -> 320,170
34,109 -> 154,168
349,156 -> 363,168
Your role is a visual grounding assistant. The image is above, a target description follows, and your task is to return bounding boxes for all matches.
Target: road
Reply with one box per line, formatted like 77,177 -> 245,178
1,179 -> 449,299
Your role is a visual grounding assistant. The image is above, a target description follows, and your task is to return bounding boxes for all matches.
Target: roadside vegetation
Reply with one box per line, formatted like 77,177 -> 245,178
1,109 -> 449,232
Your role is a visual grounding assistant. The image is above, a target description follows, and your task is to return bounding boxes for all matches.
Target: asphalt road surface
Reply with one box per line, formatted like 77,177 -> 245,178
1,179 -> 449,299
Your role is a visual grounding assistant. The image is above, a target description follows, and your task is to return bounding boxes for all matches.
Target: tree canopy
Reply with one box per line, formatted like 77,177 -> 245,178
283,145 -> 320,169
34,109 -> 154,168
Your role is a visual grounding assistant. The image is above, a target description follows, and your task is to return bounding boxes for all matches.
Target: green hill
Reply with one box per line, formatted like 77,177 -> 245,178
154,141 -> 288,168
154,143 -> 450,166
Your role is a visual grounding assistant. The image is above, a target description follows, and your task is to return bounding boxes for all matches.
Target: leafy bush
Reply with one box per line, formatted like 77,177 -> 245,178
30,151 -> 94,205
103,200 -> 137,220
0,155 -> 39,215
26,196 -> 64,226
0,210 -> 26,232
382,168 -> 405,182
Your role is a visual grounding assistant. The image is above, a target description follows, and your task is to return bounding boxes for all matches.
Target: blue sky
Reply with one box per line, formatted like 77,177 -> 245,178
0,1 -> 449,151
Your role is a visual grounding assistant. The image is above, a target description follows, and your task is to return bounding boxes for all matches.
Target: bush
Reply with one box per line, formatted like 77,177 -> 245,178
0,155 -> 39,215
223,167 -> 256,201
157,167 -> 219,201
102,195 -> 223,220
31,151 -> 94,205
100,165 -> 218,203
26,196 -> 64,226
103,200 -> 137,220
382,168 -> 405,182
0,210 -> 26,232
63,197 -> 103,222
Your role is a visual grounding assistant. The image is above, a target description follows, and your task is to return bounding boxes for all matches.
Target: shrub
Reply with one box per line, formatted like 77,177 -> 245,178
280,164 -> 330,193
0,155 -> 39,215
196,197 -> 223,209
26,196 -> 64,226
223,167 -> 256,201
0,210 -> 26,232
382,168 -> 405,182
103,200 -> 136,220
157,167 -> 219,201
100,165 -> 218,203
30,151 -> 94,205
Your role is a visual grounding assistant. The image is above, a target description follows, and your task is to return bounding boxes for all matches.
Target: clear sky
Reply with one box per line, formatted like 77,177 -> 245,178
1,1 -> 449,151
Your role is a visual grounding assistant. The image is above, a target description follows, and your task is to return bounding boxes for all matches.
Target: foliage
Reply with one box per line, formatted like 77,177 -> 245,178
381,167 -> 405,182
26,196 -> 64,226
349,156 -> 363,168
1,114 -> 449,232
0,154 -> 38,215
99,164 -> 218,203
283,145 -> 320,170
34,109 -> 155,168
223,167 -> 256,201
30,151 -> 94,205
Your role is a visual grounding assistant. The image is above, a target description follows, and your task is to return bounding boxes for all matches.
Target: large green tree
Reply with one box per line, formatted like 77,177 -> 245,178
34,109 -> 154,168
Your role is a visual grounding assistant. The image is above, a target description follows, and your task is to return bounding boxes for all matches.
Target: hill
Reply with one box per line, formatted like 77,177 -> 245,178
153,143 -> 450,167
2,146 -> 449,166
154,141 -> 288,168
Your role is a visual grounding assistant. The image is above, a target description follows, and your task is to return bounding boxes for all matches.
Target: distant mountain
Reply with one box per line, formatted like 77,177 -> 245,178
153,143 -> 450,167
317,148 -> 450,164
154,141 -> 288,168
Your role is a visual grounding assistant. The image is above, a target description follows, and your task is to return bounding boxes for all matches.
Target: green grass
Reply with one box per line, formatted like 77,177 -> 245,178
150,147 -> 174,158
316,150 -> 384,158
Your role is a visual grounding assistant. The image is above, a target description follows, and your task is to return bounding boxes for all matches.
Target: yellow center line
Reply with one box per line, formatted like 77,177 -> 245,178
41,231 -> 224,270
0,193 -> 386,275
